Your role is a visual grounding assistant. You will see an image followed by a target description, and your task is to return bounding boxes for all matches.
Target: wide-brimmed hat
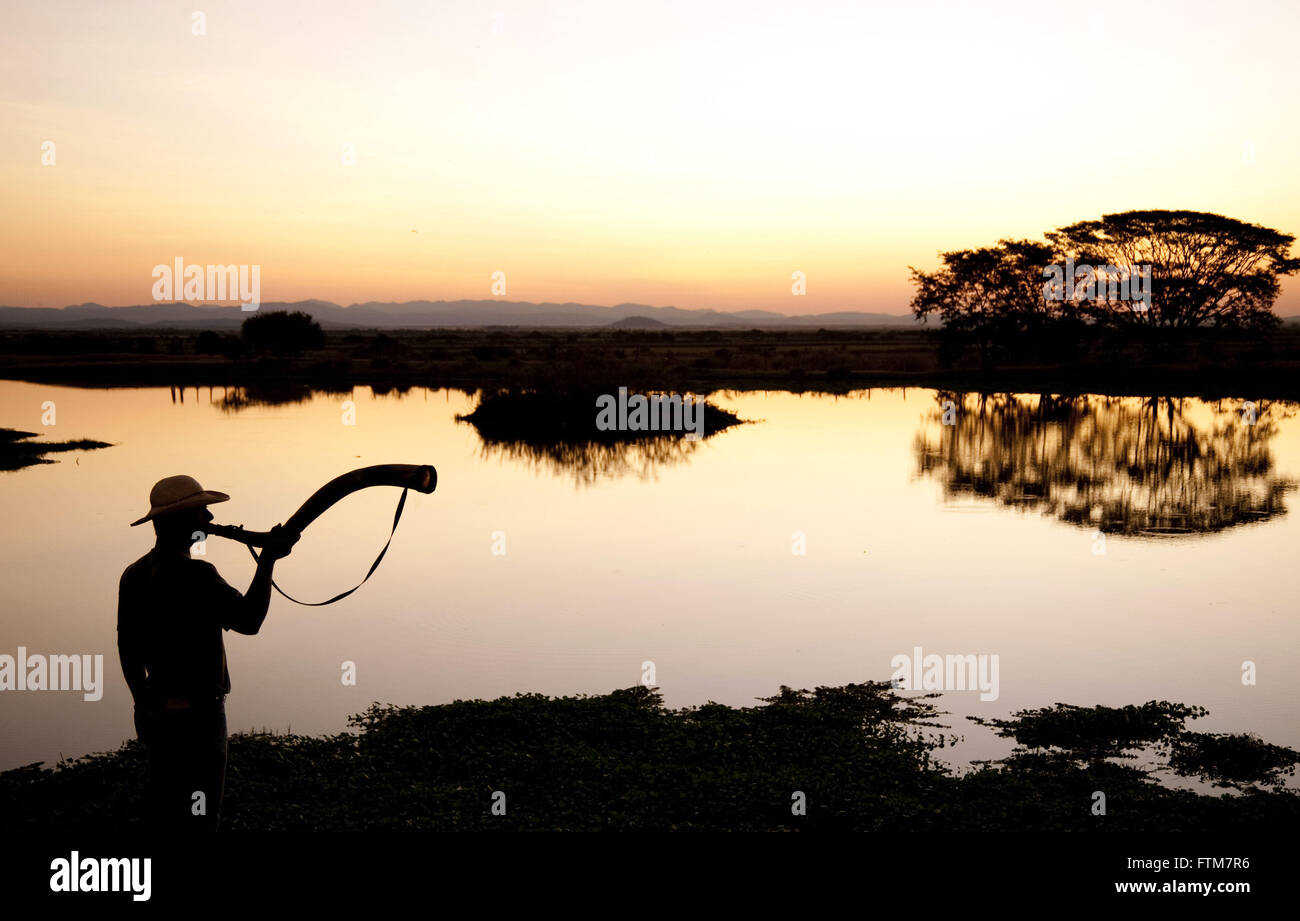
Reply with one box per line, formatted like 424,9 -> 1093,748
130,475 -> 230,526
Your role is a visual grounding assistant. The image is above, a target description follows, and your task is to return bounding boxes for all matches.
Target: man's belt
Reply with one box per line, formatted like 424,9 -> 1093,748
163,694 -> 226,711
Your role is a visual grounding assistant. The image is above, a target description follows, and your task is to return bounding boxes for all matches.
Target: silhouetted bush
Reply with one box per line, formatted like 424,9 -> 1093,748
240,310 -> 324,357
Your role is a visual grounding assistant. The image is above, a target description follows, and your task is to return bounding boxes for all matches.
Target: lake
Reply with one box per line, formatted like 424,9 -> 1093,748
2,380 -> 1296,783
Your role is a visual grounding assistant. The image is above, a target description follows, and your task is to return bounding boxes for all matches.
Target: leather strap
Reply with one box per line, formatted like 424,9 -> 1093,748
246,487 -> 409,606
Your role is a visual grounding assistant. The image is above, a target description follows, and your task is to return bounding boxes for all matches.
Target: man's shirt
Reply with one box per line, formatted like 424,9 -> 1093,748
118,548 -> 244,705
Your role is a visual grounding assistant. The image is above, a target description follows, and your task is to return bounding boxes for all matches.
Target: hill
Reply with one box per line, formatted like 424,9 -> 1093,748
607,315 -> 669,328
0,299 -> 919,331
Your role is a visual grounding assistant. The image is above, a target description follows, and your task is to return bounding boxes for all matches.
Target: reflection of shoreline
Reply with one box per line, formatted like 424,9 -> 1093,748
915,394 -> 1297,536
161,383 -> 435,413
208,382 -> 365,413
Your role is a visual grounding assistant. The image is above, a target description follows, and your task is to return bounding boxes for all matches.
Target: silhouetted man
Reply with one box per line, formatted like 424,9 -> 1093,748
118,475 -> 297,831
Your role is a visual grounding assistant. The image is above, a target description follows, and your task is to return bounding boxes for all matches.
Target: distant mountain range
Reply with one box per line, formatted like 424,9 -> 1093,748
0,300 -> 920,330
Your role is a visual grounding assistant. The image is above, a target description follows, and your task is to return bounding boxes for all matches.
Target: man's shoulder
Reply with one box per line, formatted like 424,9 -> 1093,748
120,551 -> 154,586
120,551 -> 223,584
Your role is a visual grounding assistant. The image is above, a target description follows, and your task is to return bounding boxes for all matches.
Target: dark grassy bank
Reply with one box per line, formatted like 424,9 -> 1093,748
3,682 -> 1296,831
0,427 -> 112,472
4,327 -> 1300,399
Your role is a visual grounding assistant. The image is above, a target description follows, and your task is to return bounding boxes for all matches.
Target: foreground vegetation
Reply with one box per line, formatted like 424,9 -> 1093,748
3,682 -> 1296,831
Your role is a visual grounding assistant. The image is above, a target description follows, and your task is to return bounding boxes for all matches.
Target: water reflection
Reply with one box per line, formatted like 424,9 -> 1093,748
3,381 -> 1299,778
164,383 -> 420,413
915,393 -> 1296,535
215,383 -> 358,413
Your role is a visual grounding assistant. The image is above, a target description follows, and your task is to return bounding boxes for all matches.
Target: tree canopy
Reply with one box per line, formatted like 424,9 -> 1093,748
911,211 -> 1297,351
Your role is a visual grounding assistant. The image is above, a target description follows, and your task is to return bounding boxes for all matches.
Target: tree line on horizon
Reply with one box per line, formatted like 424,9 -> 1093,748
212,209 -> 1300,364
909,210 -> 1298,363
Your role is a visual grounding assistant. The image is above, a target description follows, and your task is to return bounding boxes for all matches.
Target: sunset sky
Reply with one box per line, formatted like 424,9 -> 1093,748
2,0 -> 1297,314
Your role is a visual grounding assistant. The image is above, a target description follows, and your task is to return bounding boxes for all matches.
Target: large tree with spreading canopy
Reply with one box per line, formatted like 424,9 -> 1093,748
910,211 -> 1297,347
1046,210 -> 1297,330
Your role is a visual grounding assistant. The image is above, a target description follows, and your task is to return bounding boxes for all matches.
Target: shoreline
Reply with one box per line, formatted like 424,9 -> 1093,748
4,327 -> 1300,401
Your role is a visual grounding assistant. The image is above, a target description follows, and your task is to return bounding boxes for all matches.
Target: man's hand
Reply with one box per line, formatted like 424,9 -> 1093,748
261,524 -> 299,561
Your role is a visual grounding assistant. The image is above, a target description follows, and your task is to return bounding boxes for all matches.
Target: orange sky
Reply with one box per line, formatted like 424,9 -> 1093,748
1,0 -> 1297,314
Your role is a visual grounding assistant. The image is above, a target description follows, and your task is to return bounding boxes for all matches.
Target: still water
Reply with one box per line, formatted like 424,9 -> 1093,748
1,381 -> 1296,777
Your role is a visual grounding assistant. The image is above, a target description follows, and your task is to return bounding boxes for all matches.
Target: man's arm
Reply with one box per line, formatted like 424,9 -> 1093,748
226,553 -> 277,635
116,573 -> 151,709
221,524 -> 298,635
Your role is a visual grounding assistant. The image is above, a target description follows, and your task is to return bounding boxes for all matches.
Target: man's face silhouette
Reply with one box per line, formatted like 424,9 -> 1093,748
153,505 -> 216,548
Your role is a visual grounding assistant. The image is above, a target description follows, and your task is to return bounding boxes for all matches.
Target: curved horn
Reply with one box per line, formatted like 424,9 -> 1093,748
208,463 -> 436,547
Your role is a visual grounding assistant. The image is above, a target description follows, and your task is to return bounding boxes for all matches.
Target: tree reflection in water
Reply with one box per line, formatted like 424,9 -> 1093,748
469,436 -> 707,487
914,393 -> 1296,536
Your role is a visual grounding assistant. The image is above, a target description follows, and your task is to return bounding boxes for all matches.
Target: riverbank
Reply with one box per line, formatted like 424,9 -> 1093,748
3,682 -> 1296,831
4,327 -> 1300,400
0,427 -> 112,471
